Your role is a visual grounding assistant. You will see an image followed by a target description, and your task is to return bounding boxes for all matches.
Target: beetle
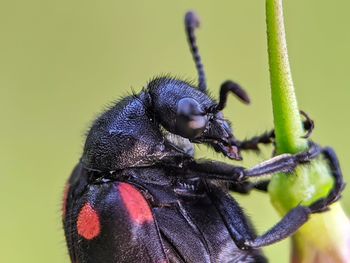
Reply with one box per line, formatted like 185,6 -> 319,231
63,11 -> 345,263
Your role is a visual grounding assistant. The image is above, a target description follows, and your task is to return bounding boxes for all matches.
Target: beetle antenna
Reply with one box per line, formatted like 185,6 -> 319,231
185,11 -> 207,93
209,80 -> 250,113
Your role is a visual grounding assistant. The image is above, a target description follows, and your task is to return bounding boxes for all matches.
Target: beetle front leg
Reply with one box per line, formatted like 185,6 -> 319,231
236,130 -> 275,151
244,142 -> 321,178
237,111 -> 314,151
188,142 -> 322,182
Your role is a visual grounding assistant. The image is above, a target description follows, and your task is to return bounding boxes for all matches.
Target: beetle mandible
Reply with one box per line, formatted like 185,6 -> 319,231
63,11 -> 345,263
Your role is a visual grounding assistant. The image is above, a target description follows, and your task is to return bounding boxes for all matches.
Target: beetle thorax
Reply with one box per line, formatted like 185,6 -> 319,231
81,91 -> 191,172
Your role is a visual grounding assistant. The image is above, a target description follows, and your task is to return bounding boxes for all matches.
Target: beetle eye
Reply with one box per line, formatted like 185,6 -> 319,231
176,98 -> 208,139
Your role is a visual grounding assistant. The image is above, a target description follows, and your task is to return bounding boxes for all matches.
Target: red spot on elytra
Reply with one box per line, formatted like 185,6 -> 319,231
118,183 -> 153,224
62,183 -> 70,219
77,203 -> 101,240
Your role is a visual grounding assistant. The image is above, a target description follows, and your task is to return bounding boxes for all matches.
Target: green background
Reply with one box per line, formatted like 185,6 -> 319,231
1,1 -> 349,262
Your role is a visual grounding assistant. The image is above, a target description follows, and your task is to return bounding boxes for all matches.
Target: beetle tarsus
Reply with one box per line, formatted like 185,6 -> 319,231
300,110 -> 315,139
237,130 -> 275,151
236,111 -> 314,151
308,147 -> 345,213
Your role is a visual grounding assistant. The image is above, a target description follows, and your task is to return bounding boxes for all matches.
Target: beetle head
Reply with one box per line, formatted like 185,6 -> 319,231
174,96 -> 242,160
148,11 -> 251,160
148,77 -> 248,160
165,11 -> 250,160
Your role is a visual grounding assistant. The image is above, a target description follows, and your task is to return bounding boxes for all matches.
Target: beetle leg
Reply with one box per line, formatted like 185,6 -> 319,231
229,180 -> 270,194
243,142 -> 321,178
300,110 -> 315,139
307,147 -> 346,212
206,183 -> 259,252
237,111 -> 314,151
188,142 -> 321,182
236,130 -> 275,151
241,147 -> 345,249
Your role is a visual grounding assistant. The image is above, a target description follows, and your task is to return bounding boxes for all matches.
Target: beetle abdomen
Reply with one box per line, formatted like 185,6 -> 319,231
151,187 -> 266,263
63,165 -> 168,263
64,164 -> 267,262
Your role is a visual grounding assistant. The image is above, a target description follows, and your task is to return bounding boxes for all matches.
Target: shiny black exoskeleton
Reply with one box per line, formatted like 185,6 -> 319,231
63,11 -> 345,263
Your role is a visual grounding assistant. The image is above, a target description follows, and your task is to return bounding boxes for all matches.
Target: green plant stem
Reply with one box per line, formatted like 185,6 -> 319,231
266,0 -> 307,154
265,0 -> 334,214
265,1 -> 350,262
266,0 -> 334,214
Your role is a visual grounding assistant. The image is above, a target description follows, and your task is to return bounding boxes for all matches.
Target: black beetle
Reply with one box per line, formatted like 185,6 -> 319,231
63,11 -> 345,263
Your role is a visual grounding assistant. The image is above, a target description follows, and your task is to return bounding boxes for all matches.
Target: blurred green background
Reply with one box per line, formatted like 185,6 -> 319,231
1,0 -> 349,262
